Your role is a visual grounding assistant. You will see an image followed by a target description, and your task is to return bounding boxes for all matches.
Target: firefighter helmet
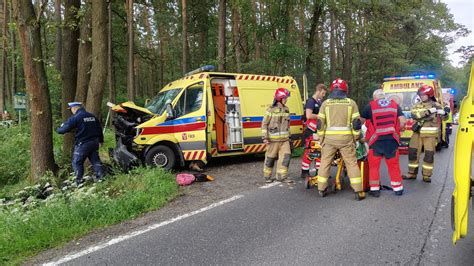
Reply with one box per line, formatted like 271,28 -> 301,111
274,88 -> 291,101
418,84 -> 435,98
330,78 -> 348,93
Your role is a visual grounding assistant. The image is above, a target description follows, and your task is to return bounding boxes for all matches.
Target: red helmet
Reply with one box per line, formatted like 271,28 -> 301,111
274,88 -> 291,101
418,84 -> 435,98
330,78 -> 348,93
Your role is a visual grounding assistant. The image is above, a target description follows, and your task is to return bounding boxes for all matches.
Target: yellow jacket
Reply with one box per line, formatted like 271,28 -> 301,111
261,104 -> 291,142
317,97 -> 360,145
411,100 -> 445,137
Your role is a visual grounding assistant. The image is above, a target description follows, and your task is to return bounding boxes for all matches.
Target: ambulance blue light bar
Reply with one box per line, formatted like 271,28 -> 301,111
383,74 -> 436,81
185,65 -> 215,76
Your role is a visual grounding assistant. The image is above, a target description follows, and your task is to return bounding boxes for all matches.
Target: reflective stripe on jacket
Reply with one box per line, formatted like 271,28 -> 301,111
411,100 -> 443,137
261,105 -> 291,142
317,97 -> 360,144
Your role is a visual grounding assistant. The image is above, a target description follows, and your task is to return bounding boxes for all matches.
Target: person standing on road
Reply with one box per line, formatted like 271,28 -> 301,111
301,83 -> 327,179
360,89 -> 406,197
316,78 -> 365,200
57,102 -> 105,185
262,88 -> 294,184
403,85 -> 449,183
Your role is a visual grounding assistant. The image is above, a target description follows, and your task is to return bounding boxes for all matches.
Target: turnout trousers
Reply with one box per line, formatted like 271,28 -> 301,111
263,141 -> 292,181
317,142 -> 363,192
408,133 -> 436,177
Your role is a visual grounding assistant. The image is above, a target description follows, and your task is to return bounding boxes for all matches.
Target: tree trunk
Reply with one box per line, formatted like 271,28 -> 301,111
251,0 -> 260,60
108,0 -> 115,117
217,0 -> 226,71
197,1 -> 209,65
181,0 -> 189,74
314,26 -> 325,85
85,0 -> 107,118
342,8 -> 352,87
13,0 -> 56,180
299,2 -> 305,48
151,1 -> 165,88
61,0 -> 80,159
1,0 -> 7,112
126,0 -> 134,101
142,5 -> 154,97
304,2 -> 323,82
232,4 -> 241,72
9,2 -> 16,104
54,0 -> 62,72
329,9 -> 336,81
75,0 -> 92,103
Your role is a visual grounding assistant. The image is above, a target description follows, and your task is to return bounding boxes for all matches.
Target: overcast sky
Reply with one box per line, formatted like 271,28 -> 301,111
443,0 -> 474,67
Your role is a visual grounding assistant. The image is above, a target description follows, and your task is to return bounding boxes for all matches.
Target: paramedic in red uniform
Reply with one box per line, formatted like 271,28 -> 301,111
300,83 -> 327,179
360,89 -> 406,197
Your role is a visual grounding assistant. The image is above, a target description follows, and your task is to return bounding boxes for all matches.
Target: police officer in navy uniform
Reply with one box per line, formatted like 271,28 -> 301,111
57,102 -> 105,185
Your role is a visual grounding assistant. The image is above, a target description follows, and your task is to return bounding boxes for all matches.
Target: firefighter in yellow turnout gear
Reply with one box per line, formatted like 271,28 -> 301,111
316,79 -> 365,200
404,85 -> 449,183
262,88 -> 294,184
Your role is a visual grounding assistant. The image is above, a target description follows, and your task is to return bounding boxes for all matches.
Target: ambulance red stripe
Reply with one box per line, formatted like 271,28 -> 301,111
142,122 -> 206,135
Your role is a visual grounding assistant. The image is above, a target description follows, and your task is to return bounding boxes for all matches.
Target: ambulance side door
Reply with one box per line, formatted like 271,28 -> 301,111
172,82 -> 208,161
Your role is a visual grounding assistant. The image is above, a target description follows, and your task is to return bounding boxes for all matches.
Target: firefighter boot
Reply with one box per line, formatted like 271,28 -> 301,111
402,174 -> 417,180
394,189 -> 404,196
369,190 -> 381,198
423,176 -> 432,183
301,169 -> 309,179
318,188 -> 328,198
355,192 -> 366,201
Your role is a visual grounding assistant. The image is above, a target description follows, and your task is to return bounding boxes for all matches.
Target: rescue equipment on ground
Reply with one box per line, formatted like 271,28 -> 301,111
176,173 -> 214,186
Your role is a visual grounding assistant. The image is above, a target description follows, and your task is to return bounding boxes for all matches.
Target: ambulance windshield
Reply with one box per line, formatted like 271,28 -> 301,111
146,88 -> 182,115
385,91 -> 421,116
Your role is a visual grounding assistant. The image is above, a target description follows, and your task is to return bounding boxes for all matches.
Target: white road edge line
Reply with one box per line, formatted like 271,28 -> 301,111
44,194 -> 244,266
259,181 -> 281,189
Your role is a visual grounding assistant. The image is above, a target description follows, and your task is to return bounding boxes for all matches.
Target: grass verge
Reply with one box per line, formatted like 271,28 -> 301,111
0,167 -> 179,265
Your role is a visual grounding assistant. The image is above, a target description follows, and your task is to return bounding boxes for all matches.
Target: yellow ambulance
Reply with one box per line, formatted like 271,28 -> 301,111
109,66 -> 304,170
382,74 -> 448,152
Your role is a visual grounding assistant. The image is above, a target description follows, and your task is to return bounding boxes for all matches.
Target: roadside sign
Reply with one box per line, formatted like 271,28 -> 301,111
14,92 -> 27,110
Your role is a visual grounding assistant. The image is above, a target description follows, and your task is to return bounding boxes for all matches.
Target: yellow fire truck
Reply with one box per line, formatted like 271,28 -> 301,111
109,66 -> 304,170
382,74 -> 448,152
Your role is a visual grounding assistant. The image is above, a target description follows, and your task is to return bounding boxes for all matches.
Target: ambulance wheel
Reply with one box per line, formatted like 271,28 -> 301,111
145,145 -> 177,170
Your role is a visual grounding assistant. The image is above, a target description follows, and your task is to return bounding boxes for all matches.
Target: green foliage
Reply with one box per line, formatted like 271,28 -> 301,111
0,125 -> 115,186
0,167 -> 179,265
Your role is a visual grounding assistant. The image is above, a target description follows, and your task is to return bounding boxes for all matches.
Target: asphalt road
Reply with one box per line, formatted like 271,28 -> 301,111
52,131 -> 474,265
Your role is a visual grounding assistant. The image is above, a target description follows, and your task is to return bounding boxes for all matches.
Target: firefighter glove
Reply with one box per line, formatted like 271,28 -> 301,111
428,107 -> 437,114
352,119 -> 362,130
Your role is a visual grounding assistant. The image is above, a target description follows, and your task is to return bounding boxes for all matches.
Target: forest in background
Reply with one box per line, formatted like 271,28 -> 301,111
0,0 -> 472,182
